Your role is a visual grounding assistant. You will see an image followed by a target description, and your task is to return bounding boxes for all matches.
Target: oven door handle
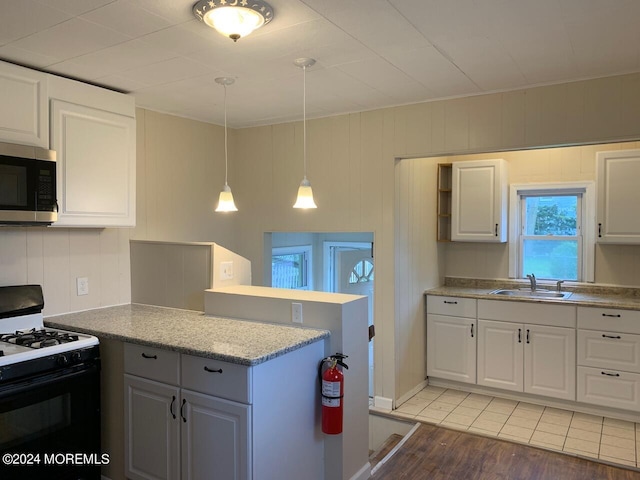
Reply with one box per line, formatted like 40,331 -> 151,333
0,363 -> 99,399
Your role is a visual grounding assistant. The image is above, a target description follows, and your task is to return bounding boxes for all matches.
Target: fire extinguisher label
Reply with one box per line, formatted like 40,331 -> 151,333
322,380 -> 341,407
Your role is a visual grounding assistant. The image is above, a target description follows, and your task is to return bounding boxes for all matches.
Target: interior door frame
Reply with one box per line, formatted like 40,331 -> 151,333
322,241 -> 373,292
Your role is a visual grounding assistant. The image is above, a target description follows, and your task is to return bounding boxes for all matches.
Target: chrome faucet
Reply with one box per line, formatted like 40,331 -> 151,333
526,273 -> 536,292
556,280 -> 564,292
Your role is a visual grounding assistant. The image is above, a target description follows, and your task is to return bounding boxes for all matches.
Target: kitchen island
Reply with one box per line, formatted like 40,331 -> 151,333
45,304 -> 330,480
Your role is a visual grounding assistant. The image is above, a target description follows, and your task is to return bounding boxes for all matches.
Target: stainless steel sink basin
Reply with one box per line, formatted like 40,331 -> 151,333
489,289 -> 572,299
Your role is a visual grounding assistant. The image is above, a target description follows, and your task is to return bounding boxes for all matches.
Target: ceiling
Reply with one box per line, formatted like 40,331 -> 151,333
1,0 -> 640,128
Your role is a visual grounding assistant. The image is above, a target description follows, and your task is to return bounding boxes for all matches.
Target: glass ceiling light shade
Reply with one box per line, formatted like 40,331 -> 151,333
193,0 -> 273,42
293,57 -> 317,209
214,77 -> 238,213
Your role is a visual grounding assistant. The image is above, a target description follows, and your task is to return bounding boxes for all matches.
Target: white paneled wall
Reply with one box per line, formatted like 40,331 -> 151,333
0,228 -> 131,316
225,72 -> 640,404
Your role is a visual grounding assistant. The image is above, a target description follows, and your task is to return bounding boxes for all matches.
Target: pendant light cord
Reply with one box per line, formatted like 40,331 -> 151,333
223,84 -> 229,186
303,65 -> 307,181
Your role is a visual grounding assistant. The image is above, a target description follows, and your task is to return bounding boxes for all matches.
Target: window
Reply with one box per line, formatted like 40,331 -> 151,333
509,183 -> 595,282
271,245 -> 312,290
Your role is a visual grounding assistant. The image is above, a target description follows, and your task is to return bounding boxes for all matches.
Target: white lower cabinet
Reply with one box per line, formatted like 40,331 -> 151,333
478,320 -> 575,400
426,297 -> 477,384
577,306 -> 640,411
124,340 -> 323,480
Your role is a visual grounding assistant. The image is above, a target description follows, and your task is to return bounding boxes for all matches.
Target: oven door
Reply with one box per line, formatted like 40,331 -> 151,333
0,363 -> 100,480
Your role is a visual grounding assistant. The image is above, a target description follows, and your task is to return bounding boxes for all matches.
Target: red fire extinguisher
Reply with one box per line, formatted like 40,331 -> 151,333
319,353 -> 349,435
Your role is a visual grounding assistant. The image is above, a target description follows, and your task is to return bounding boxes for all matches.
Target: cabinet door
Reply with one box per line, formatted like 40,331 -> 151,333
427,314 -> 476,383
596,149 -> 640,244
524,325 -> 576,400
51,99 -> 136,227
0,61 -> 48,147
181,389 -> 251,480
451,159 -> 507,242
125,375 -> 180,480
477,320 -> 523,392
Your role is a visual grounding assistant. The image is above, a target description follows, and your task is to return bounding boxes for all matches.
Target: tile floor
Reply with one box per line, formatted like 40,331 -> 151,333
391,386 -> 640,470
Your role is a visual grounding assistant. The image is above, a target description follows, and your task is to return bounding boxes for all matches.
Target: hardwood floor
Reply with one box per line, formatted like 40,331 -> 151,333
371,423 -> 640,480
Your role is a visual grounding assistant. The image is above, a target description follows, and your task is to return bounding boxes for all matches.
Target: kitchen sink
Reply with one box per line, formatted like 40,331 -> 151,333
489,289 -> 572,299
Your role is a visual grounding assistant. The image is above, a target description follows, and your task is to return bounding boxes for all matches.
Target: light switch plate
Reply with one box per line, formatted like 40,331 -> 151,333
292,302 -> 303,323
220,261 -> 234,280
76,277 -> 89,296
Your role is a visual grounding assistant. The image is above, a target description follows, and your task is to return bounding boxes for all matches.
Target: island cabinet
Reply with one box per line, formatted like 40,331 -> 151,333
0,61 -> 49,147
451,159 -> 508,242
426,296 -> 477,384
477,300 -> 576,401
596,149 -> 640,244
577,306 -> 640,411
124,340 -> 324,480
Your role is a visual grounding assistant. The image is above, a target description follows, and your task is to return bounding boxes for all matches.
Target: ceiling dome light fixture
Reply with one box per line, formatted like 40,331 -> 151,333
193,0 -> 273,42
214,77 -> 238,212
293,57 -> 317,209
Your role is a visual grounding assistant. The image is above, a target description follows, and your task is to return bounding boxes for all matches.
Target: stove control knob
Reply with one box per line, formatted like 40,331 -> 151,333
57,354 -> 69,366
71,351 -> 82,363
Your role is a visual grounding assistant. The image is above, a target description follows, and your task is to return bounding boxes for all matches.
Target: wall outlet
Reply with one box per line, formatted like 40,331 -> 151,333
292,302 -> 303,324
76,277 -> 89,296
220,261 -> 234,280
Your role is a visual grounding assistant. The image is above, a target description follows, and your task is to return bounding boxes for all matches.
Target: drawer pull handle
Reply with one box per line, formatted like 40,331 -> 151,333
170,395 -> 176,419
526,329 -> 530,344
601,371 -> 620,377
470,324 -> 474,338
443,301 -> 458,305
602,334 -> 621,339
601,313 -> 621,318
518,328 -> 522,343
181,399 -> 187,423
204,366 -> 223,374
495,224 -> 498,236
141,353 -> 158,359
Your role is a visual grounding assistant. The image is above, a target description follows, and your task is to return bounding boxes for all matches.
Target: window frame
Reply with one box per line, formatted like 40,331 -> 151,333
271,245 -> 313,290
508,182 -> 595,282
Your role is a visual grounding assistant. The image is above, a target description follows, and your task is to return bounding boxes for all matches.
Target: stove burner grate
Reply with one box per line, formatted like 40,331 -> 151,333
0,328 -> 80,349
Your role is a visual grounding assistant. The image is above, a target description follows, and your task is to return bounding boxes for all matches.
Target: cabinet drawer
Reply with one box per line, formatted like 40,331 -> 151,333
181,354 -> 251,404
577,307 -> 640,334
478,300 -> 575,328
426,296 -> 476,318
124,343 -> 180,385
578,330 -> 640,373
577,366 -> 640,411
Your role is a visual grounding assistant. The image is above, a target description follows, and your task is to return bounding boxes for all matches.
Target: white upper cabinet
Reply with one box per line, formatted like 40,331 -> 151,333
49,76 -> 136,227
451,159 -> 507,242
0,61 -> 48,147
596,149 -> 640,244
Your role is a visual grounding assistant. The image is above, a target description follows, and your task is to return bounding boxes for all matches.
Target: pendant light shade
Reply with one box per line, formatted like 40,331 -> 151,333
293,57 -> 317,209
214,77 -> 238,213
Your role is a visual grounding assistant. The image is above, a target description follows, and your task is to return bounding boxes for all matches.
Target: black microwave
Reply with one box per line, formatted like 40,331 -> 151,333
0,141 -> 57,225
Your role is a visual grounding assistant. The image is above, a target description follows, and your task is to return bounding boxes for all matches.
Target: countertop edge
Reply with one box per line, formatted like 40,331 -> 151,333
44,305 -> 330,367
425,287 -> 640,311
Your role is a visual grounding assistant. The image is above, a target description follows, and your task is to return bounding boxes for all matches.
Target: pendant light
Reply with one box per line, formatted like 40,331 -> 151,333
214,77 -> 238,212
293,57 -> 317,209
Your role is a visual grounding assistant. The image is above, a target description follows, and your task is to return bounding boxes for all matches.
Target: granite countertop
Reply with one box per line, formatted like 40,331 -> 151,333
45,304 -> 330,366
426,278 -> 640,310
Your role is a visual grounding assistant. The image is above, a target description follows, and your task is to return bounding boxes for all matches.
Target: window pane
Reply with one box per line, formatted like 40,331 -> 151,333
522,239 -> 578,280
272,253 -> 306,289
524,196 -> 577,235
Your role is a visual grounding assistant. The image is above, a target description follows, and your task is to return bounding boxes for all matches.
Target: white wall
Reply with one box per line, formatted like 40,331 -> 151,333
0,227 -> 131,316
439,141 -> 640,286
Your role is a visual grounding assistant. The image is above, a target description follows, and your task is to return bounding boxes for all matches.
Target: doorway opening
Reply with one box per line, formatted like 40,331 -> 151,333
267,232 -> 375,398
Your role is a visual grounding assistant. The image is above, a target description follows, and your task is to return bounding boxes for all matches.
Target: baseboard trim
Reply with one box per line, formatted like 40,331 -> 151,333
395,379 -> 429,407
374,395 -> 393,410
349,461 -> 372,480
